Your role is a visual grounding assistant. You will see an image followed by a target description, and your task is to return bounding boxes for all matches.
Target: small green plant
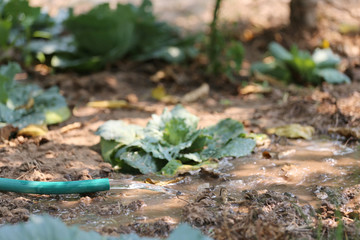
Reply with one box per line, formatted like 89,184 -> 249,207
96,105 -> 255,175
2,0 -> 197,72
32,0 -> 198,72
251,42 -> 350,85
0,62 -> 70,129
334,209 -> 344,240
0,0 -> 53,64
207,0 -> 245,82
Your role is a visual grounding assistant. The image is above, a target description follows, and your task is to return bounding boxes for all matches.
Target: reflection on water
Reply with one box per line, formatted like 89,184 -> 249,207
42,139 -> 359,231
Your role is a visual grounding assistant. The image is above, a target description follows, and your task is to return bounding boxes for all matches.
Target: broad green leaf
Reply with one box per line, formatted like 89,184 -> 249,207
134,46 -> 185,63
2,0 -> 41,27
45,106 -> 71,125
0,75 -> 9,104
0,63 -> 70,129
0,104 -> 21,123
180,152 -> 202,163
312,48 -> 341,68
140,130 -> 203,162
0,215 -> 106,240
251,61 -> 291,82
12,111 -> 45,129
33,87 -> 71,124
201,119 -> 255,159
100,138 -> 122,163
315,68 -> 351,84
184,134 -> 208,153
160,159 -> 183,176
0,20 -> 11,47
116,149 -> 160,174
163,118 -> 190,145
168,223 -> 213,240
139,136 -> 180,161
27,36 -> 76,55
213,138 -> 256,158
51,54 -> 104,72
64,3 -> 135,57
0,62 -> 21,81
96,120 -> 144,144
268,42 -> 292,61
147,105 -> 198,132
7,84 -> 41,109
203,118 -> 245,146
0,214 -> 211,240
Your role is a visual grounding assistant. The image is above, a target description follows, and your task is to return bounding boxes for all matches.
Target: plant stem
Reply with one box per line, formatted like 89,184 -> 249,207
208,0 -> 223,74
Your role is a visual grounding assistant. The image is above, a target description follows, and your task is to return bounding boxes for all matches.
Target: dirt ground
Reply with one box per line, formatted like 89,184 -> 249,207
1,0 -> 360,239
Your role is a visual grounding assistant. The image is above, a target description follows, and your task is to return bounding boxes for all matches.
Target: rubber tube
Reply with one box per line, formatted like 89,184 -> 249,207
0,178 -> 110,194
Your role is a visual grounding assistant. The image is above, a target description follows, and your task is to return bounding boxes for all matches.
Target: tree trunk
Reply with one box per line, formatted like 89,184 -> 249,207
290,0 -> 319,31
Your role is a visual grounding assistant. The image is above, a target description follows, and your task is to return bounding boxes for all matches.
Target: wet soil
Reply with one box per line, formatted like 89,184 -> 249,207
1,0 -> 360,239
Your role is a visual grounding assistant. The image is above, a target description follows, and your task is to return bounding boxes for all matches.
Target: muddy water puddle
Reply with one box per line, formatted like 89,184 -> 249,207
225,140 -> 359,204
34,139 -> 359,231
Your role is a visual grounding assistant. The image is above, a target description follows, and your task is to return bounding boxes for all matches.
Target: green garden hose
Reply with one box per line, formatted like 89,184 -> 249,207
0,178 -> 179,195
0,178 -> 110,194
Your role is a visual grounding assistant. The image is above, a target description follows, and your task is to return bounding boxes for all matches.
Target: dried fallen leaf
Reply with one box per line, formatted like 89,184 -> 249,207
126,94 -> 138,104
18,124 -> 48,137
151,85 -> 179,104
0,125 -> 18,141
181,83 -> 210,103
145,176 -> 185,186
150,70 -> 166,82
87,100 -> 128,108
328,127 -> 360,139
238,83 -> 271,95
267,124 -> 315,140
262,151 -> 272,159
60,122 -> 82,134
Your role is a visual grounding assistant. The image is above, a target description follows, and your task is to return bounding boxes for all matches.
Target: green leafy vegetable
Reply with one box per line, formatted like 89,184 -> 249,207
251,42 -> 351,85
96,105 -> 255,175
0,0 -> 53,63
2,0 -> 197,71
49,0 -> 197,71
0,62 -> 70,129
65,3 -> 135,57
0,215 -> 212,240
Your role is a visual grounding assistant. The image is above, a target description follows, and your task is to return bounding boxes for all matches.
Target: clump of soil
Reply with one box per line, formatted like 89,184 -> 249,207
182,188 -> 315,240
0,195 -> 31,224
253,82 -> 360,134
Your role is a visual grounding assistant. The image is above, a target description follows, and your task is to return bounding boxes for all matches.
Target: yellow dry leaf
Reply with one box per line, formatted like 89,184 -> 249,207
151,85 -> 167,100
267,124 -> 315,140
150,70 -> 166,83
60,122 -> 82,133
151,85 -> 178,104
239,83 -> 271,95
145,176 -> 185,186
18,124 -> 48,137
87,100 -> 128,109
181,83 -> 209,103
321,39 -> 330,49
